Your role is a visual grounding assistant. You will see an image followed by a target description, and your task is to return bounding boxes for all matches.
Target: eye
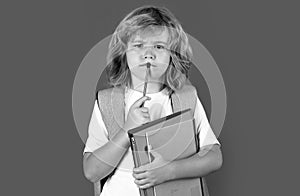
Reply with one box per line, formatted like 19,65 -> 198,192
133,44 -> 143,48
154,45 -> 165,50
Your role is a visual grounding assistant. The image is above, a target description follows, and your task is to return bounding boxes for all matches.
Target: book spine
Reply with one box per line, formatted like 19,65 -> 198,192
129,134 -> 155,196
129,135 -> 144,196
129,135 -> 141,166
144,133 -> 155,196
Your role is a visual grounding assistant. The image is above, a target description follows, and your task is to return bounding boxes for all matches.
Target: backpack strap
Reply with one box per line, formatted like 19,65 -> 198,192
93,181 -> 101,196
200,177 -> 210,196
171,84 -> 198,115
96,86 -> 125,139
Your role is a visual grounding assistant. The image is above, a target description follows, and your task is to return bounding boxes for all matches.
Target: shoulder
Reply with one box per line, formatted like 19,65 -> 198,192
97,87 -> 113,98
96,86 -> 125,98
171,84 -> 198,113
175,84 -> 197,95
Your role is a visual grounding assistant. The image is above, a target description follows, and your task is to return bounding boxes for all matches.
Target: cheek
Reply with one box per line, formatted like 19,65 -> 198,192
127,50 -> 141,58
126,54 -> 140,73
161,54 -> 171,66
154,64 -> 169,77
161,64 -> 170,74
126,53 -> 136,68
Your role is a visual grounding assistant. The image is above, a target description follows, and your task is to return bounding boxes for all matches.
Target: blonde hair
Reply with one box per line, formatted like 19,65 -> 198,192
106,5 -> 193,92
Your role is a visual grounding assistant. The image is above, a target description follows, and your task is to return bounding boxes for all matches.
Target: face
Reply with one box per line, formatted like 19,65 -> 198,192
126,28 -> 170,83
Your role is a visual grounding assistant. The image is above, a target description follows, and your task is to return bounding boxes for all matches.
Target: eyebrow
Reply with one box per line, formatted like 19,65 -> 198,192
130,40 -> 168,45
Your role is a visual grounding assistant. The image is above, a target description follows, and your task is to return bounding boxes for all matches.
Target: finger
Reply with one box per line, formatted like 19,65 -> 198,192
139,112 -> 150,120
133,167 -> 146,174
142,116 -> 151,123
139,183 -> 153,189
142,113 -> 150,118
132,96 -> 151,108
133,165 -> 148,173
134,178 -> 149,186
139,107 -> 149,113
132,171 -> 148,180
150,150 -> 162,160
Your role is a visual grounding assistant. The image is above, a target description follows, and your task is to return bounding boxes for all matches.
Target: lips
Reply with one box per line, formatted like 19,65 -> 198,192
139,62 -> 157,67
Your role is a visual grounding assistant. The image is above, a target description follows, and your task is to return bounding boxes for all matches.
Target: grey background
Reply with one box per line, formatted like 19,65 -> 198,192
1,0 -> 299,195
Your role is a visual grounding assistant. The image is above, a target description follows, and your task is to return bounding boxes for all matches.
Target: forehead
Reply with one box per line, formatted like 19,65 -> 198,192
130,26 -> 169,43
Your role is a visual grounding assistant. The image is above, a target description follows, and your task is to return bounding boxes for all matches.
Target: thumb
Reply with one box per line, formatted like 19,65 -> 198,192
150,149 -> 163,161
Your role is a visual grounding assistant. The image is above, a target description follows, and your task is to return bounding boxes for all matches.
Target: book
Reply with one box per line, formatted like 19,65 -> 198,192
128,109 -> 205,196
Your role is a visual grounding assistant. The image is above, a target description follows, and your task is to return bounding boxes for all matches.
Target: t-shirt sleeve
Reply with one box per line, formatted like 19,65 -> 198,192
194,97 -> 220,148
83,100 -> 109,154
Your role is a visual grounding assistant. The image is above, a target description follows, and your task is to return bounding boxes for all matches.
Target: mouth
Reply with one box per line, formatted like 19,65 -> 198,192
139,62 -> 157,67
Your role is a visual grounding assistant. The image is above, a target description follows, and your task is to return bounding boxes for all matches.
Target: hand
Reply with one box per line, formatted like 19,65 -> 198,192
123,96 -> 151,132
132,150 -> 174,189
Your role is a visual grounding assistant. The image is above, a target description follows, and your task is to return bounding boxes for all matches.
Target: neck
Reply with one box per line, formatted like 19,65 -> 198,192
130,74 -> 164,94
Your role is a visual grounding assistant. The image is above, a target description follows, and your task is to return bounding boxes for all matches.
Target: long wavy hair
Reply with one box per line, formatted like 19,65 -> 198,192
106,5 -> 193,93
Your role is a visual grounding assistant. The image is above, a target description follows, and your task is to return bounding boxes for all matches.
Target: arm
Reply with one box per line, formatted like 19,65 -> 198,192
83,96 -> 151,183
170,95 -> 223,178
133,144 -> 222,189
169,144 -> 222,179
83,129 -> 130,183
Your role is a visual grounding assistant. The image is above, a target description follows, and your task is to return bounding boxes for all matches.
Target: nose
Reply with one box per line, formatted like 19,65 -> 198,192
143,47 -> 156,60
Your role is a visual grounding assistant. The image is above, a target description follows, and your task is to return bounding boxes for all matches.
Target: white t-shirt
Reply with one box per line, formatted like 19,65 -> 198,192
84,87 -> 220,196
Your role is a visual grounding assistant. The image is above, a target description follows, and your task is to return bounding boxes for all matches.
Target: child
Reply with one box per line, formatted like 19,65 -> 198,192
83,5 -> 222,196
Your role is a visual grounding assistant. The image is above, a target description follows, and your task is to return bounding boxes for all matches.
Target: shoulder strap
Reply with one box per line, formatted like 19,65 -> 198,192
171,84 -> 198,115
96,86 -> 125,139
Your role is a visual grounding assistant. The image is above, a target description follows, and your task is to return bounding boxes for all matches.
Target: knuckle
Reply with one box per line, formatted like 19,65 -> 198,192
142,107 -> 148,111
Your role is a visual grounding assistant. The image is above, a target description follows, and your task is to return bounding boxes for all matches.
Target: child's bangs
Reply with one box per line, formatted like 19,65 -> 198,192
118,12 -> 177,45
128,25 -> 170,42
